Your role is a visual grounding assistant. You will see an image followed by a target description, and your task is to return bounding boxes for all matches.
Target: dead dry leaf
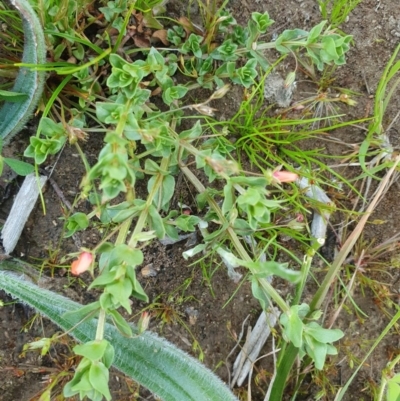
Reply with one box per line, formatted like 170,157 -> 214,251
152,29 -> 169,45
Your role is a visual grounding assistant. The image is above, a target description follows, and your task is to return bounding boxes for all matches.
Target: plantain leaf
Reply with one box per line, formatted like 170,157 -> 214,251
0,260 -> 238,401
0,0 -> 46,143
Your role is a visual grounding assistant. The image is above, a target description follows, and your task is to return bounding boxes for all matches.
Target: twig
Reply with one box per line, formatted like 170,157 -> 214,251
231,308 -> 280,387
48,177 -> 73,210
264,335 -> 277,401
1,174 -> 47,254
226,314 -> 251,387
327,250 -> 365,329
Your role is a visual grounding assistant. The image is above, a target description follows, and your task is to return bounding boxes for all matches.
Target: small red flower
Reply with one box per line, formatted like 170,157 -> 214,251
71,252 -> 93,276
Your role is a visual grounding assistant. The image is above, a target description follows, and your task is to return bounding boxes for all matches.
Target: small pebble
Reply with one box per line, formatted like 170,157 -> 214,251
141,263 -> 159,277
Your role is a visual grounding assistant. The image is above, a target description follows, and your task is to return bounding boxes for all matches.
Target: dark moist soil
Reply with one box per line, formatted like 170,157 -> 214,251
1,1 -> 400,400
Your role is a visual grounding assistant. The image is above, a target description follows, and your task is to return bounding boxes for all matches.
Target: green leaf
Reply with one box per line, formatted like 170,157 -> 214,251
41,117 -> 66,137
0,265 -> 239,400
222,182 -> 235,215
161,175 -> 175,209
109,244 -> 143,267
63,301 -> 101,321
304,336 -> 328,370
275,28 -> 308,54
72,43 -> 85,60
100,293 -> 114,310
148,204 -> 166,239
89,271 -> 117,289
321,36 -> 339,60
210,39 -> 238,61
145,158 -> 163,174
253,260 -> 302,283
175,215 -> 200,232
108,309 -> 133,337
306,21 -> 326,44
3,158 -> 34,176
148,174 -> 176,210
232,58 -> 258,87
181,33 -> 203,58
280,305 -> 307,348
179,120 -> 202,140
249,49 -> 269,71
109,203 -> 140,223
65,212 -> 89,238
70,369 -> 92,392
305,322 -> 344,344
230,176 -> 269,187
0,89 -> 28,102
237,187 -> 261,206
124,263 -> 149,303
251,11 -> 274,33
74,340 -> 109,361
131,276 -> 149,303
232,218 -> 253,236
163,85 -> 188,105
103,342 -> 115,369
96,102 -> 124,124
24,134 -> 67,165
164,222 -> 179,240
107,278 -> 132,305
89,362 -> 112,400
251,277 -> 270,311
387,373 -> 400,401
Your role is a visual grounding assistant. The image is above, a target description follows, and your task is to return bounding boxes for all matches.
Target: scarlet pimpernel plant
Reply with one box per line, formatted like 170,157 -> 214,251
0,1 -> 358,399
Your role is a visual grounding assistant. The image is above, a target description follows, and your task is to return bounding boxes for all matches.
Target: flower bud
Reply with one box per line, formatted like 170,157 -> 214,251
284,72 -> 296,89
338,93 -> 357,106
268,168 -> 299,184
210,84 -> 230,100
138,311 -> 151,334
192,103 -> 217,116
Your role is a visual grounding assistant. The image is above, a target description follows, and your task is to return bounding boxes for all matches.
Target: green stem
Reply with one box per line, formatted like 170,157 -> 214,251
74,142 -> 91,174
293,239 -> 323,306
268,343 -> 299,400
116,218 -> 133,245
95,309 -> 106,340
128,206 -> 150,248
127,156 -> 170,248
16,48 -> 112,75
179,164 -> 289,314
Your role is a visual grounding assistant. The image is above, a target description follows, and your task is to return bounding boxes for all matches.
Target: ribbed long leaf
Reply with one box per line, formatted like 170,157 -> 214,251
0,0 -> 46,143
0,261 -> 238,401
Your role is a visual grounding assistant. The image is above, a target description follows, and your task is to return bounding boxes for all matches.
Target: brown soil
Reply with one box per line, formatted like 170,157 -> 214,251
1,1 -> 400,400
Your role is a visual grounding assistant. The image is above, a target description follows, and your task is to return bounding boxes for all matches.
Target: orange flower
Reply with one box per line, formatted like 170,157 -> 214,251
71,252 -> 93,276
272,170 -> 298,183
